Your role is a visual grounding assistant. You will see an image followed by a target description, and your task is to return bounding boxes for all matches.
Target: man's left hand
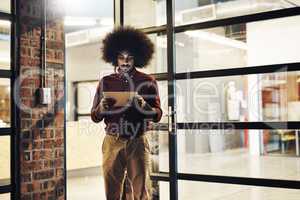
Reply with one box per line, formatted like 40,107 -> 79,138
132,94 -> 147,108
131,94 -> 157,118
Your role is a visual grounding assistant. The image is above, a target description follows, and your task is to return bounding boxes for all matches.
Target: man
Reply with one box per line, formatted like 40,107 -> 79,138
91,26 -> 163,200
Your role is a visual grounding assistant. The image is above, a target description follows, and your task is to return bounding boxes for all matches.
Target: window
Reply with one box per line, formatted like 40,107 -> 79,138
175,15 -> 300,72
0,79 -> 10,127
174,0 -> 299,26
151,181 -> 169,200
0,1 -> 10,13
0,0 -> 15,199
139,34 -> 167,74
0,19 -> 10,70
178,181 -> 300,199
176,71 -> 300,122
177,129 -> 300,179
0,136 -> 10,186
124,0 -> 166,28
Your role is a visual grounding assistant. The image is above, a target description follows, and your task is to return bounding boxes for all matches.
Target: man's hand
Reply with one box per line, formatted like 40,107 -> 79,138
132,94 -> 147,108
97,97 -> 116,113
132,94 -> 157,118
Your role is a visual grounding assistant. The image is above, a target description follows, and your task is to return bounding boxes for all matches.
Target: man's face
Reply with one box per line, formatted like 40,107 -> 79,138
117,51 -> 134,73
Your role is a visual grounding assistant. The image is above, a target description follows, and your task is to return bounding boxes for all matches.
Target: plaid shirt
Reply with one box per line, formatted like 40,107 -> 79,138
91,67 -> 162,138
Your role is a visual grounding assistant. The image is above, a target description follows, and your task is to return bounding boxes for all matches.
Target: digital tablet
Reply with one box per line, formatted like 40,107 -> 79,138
103,91 -> 137,107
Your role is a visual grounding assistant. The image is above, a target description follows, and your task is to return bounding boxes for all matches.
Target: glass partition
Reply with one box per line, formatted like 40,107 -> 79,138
0,136 -> 11,186
179,180 -> 300,200
177,129 -> 300,178
139,34 -> 167,74
0,193 -> 10,200
124,0 -> 166,28
176,71 -> 300,123
175,15 -> 300,73
0,19 -> 11,70
174,0 -> 298,26
0,1 -> 10,13
0,78 -> 10,127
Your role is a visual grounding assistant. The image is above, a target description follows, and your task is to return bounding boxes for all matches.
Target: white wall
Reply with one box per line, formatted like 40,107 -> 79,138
66,42 -> 114,120
67,121 -> 105,170
0,136 -> 9,181
0,1 -> 10,13
0,40 -> 10,69
247,15 -> 300,66
66,42 -> 113,82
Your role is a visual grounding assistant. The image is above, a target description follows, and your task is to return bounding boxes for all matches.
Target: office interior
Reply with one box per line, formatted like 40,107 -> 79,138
1,0 -> 300,199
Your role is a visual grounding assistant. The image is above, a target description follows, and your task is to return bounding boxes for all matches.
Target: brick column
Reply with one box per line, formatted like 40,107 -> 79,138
18,0 -> 65,199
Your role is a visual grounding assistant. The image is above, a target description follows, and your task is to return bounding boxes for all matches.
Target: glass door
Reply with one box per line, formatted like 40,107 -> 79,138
119,0 -> 300,199
121,1 -> 172,199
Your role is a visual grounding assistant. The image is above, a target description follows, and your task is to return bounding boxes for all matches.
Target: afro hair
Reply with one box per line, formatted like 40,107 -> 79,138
101,26 -> 154,68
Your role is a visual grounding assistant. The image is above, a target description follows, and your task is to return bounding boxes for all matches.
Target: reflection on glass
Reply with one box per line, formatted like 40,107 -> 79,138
263,129 -> 300,156
175,0 -> 298,26
177,129 -> 300,180
175,15 -> 300,72
176,71 -> 300,122
151,181 -> 169,200
0,79 -> 10,127
147,131 -> 169,173
179,180 -> 300,200
0,20 -> 11,70
0,1 -> 10,13
146,81 -> 169,172
139,34 -> 167,74
124,0 -> 166,28
0,193 -> 10,200
66,116 -> 104,199
65,1 -> 115,200
0,136 -> 10,186
64,0 -> 114,48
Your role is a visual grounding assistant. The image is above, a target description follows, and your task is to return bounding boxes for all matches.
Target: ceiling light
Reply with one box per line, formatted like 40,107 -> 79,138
185,30 -> 247,50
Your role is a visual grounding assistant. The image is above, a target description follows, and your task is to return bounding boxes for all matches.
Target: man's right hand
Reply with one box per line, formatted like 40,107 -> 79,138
98,97 -> 116,113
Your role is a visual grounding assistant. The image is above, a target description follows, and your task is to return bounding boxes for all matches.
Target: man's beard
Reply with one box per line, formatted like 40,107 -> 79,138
118,64 -> 133,73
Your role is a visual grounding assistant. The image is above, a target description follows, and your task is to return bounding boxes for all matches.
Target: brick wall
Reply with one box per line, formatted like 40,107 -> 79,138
19,0 -> 65,199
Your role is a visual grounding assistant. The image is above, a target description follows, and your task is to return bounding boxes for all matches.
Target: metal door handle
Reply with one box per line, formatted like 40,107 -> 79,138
168,106 -> 176,132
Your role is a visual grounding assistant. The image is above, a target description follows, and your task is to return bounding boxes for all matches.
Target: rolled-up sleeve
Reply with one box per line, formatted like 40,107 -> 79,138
146,78 -> 163,123
90,78 -> 105,123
